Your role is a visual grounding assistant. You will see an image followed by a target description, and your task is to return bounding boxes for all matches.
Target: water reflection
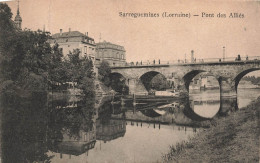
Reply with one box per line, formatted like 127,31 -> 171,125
1,88 -> 259,162
96,110 -> 126,143
48,97 -> 96,159
1,92 -> 51,163
189,89 -> 220,118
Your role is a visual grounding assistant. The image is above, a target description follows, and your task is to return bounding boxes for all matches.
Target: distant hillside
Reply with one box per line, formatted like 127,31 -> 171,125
242,76 -> 260,85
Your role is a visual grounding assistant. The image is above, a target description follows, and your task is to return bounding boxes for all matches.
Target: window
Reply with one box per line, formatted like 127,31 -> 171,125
121,54 -> 124,59
84,46 -> 87,54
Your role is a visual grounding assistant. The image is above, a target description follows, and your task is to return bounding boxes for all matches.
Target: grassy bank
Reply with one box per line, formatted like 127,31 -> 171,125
163,97 -> 260,163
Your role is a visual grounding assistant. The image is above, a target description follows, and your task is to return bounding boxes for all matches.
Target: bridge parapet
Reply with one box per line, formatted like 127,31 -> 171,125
111,56 -> 260,68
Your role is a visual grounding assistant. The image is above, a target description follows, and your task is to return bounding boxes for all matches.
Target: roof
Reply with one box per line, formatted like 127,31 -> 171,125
96,41 -> 125,51
97,41 -> 123,47
52,31 -> 94,41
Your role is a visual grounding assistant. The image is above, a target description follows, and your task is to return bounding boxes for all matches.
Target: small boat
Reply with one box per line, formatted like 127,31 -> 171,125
158,102 -> 179,109
155,91 -> 180,97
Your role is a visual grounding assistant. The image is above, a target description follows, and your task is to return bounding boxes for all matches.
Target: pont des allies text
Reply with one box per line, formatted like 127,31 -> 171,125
118,12 -> 245,19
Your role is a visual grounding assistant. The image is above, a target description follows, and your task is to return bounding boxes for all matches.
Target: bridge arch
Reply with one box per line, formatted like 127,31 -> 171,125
182,70 -> 206,92
139,71 -> 168,92
109,72 -> 129,94
234,68 -> 260,92
182,96 -> 237,121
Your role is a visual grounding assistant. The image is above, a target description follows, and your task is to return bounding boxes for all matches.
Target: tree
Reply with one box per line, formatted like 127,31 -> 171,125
0,3 -> 53,91
77,56 -> 95,97
63,49 -> 95,96
98,60 -> 111,86
48,43 -> 67,90
150,74 -> 170,90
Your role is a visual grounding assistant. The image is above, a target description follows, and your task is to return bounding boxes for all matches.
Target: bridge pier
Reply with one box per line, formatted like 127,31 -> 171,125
128,78 -> 148,95
173,77 -> 189,96
219,77 -> 236,97
218,95 -> 238,116
127,78 -> 136,95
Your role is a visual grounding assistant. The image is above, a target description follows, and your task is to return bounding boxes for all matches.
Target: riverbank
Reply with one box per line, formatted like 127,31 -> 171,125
163,96 -> 260,162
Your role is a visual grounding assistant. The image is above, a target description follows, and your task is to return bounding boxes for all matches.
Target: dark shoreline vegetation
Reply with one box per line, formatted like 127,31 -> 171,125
162,96 -> 260,163
0,3 -> 95,98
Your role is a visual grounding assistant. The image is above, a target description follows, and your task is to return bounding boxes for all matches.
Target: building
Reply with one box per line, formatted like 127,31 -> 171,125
190,75 -> 219,90
14,0 -> 22,29
48,29 -> 96,61
96,41 -> 126,67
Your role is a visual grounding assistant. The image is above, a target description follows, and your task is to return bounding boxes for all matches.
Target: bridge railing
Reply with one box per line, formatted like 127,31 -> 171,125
111,56 -> 260,67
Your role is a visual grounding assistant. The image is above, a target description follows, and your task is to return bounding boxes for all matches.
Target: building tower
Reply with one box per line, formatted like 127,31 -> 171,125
14,0 -> 22,29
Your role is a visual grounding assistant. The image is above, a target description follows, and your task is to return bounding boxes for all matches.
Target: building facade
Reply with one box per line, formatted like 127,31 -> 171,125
48,29 -> 96,61
96,41 -> 126,67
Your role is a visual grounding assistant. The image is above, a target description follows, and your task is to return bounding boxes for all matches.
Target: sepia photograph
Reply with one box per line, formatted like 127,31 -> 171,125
0,0 -> 259,162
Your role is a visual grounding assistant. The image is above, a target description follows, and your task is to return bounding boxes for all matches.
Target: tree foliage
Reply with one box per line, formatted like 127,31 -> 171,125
63,49 -> 95,96
98,60 -> 111,86
150,74 -> 171,90
242,76 -> 260,85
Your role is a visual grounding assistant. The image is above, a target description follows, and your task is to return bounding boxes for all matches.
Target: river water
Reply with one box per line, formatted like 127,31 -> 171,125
1,88 -> 260,163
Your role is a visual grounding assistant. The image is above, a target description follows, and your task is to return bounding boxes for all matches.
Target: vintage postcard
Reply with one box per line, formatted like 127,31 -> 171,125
0,0 -> 259,162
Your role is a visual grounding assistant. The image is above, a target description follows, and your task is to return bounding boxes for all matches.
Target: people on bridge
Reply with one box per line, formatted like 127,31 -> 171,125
237,54 -> 241,61
246,55 -> 248,60
159,59 -> 160,64
153,60 -> 155,64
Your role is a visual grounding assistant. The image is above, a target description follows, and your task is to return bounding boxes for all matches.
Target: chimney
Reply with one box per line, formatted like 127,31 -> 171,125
60,29 -> 62,36
69,28 -> 71,33
85,32 -> 88,36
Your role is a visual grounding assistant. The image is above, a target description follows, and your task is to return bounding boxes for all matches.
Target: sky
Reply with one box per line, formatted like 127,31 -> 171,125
5,0 -> 260,76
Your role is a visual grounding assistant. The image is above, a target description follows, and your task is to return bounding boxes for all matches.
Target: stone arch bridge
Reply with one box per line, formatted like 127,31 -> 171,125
110,59 -> 260,96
